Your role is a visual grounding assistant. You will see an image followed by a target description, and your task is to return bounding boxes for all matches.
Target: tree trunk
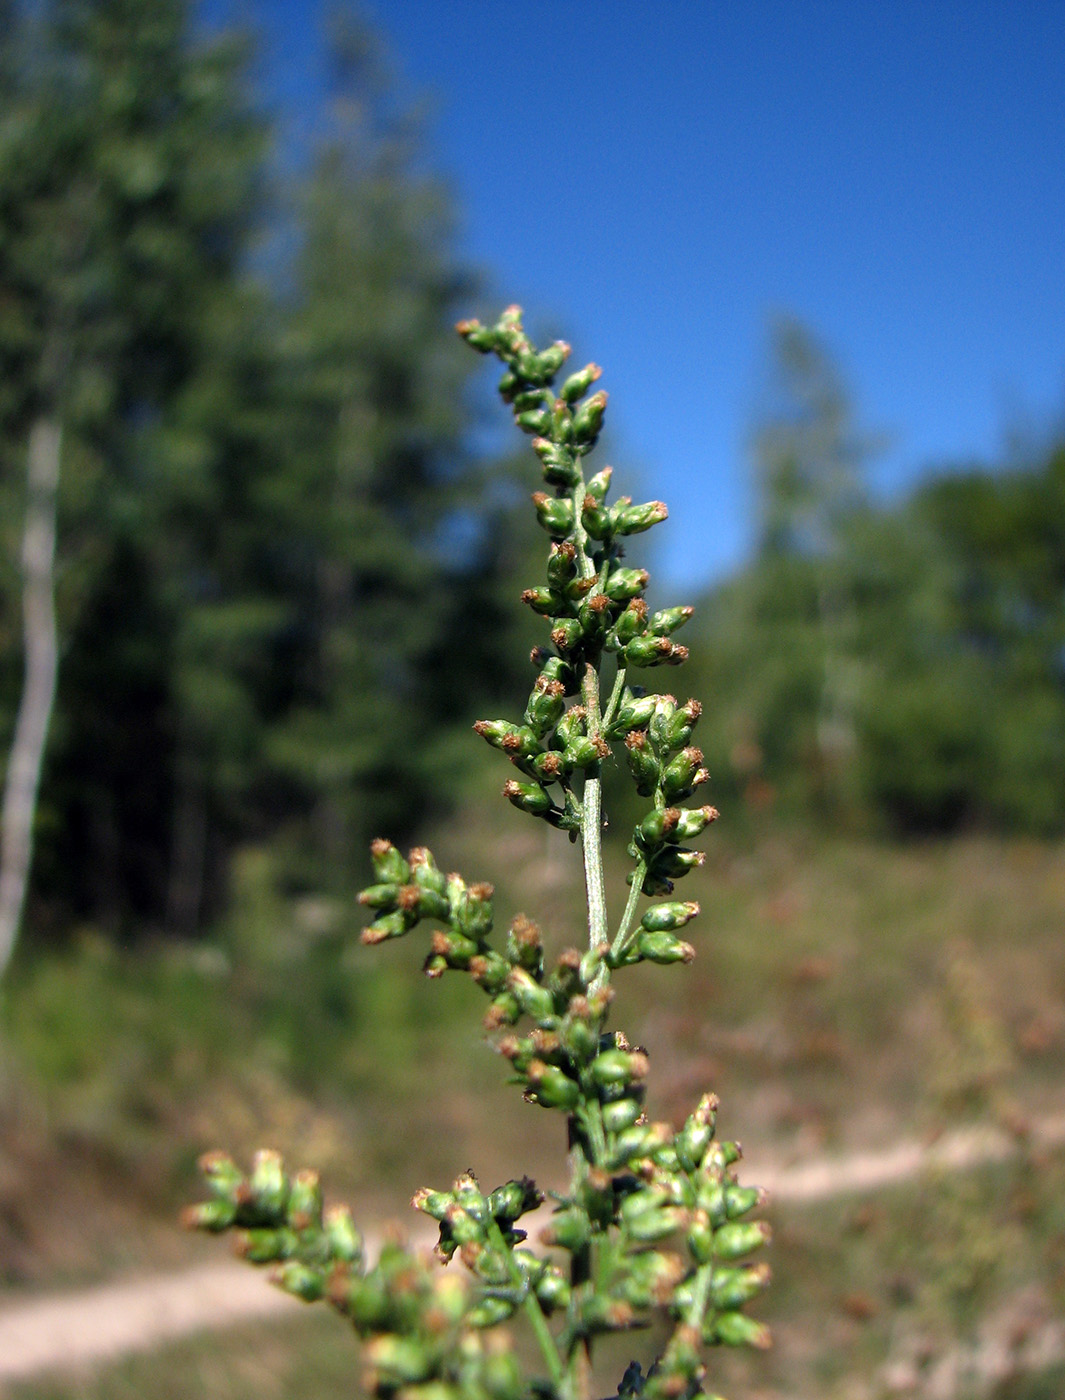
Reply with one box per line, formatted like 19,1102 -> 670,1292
0,416 -> 61,978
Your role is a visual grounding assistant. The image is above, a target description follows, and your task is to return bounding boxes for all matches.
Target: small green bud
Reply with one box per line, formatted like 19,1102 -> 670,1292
559,362 -> 602,403
613,600 -> 648,647
324,1204 -> 363,1263
585,465 -> 613,503
563,734 -> 610,770
507,966 -> 555,1021
513,388 -> 549,412
271,1261 -> 325,1301
604,569 -> 650,603
409,846 -> 447,895
531,491 -> 576,537
712,1220 -> 772,1261
613,691 -> 657,730
370,838 -> 410,885
455,318 -> 496,352
600,1096 -> 644,1133
546,539 -> 579,589
247,1149 -> 288,1222
710,1265 -> 766,1304
674,804 -> 719,840
473,717 -> 522,750
180,1198 -> 237,1231
550,618 -> 582,653
651,846 -> 705,879
198,1151 -> 244,1203
661,747 -> 709,801
591,1048 -> 649,1088
550,396 -> 574,443
650,605 -> 694,636
640,900 -> 700,933
614,499 -> 668,535
623,635 -> 676,667
540,1207 -> 591,1251
635,929 -> 696,965
532,437 -> 580,488
581,493 -> 614,541
286,1169 -> 323,1229
635,807 -> 681,848
675,1093 -> 719,1173
517,407 -> 552,435
626,1206 -> 688,1244
526,1060 -> 580,1109
535,1268 -> 571,1311
489,1177 -> 542,1222
538,340 -> 572,378
362,1334 -> 435,1387
524,677 -> 566,737
624,730 -> 659,796
502,778 -> 556,819
360,909 -> 410,944
572,389 -> 608,447
705,1311 -> 772,1351
234,1226 -> 296,1263
468,1295 -> 518,1328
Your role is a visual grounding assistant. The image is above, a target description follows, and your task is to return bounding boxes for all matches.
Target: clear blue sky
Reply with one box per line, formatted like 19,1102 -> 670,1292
213,1 -> 1065,593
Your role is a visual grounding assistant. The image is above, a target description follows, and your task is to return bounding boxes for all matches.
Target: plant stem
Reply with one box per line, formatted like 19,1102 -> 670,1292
580,662 -> 608,952
484,1217 -> 566,1394
610,856 -> 648,964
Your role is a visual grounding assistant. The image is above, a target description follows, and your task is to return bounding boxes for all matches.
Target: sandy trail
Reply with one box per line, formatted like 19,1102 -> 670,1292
2,1112 -> 1064,1388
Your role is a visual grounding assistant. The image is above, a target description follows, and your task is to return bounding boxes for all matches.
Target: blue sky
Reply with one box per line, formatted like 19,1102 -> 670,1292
217,1 -> 1065,593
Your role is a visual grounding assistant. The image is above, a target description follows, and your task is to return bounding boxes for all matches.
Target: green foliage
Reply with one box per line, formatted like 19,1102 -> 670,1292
188,310 -> 769,1400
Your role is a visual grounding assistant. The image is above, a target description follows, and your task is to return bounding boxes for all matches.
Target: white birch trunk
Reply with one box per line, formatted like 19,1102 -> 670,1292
0,416 -> 61,977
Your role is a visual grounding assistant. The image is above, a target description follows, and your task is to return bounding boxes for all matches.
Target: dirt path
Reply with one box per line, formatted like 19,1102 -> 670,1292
2,1111 -> 1064,1388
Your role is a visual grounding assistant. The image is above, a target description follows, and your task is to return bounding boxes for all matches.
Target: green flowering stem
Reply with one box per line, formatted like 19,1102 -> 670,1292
609,858 -> 649,969
485,1214 -> 567,1395
579,660 -> 608,955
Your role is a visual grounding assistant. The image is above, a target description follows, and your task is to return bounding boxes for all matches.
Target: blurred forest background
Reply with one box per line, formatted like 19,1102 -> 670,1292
1,3 -> 1064,1399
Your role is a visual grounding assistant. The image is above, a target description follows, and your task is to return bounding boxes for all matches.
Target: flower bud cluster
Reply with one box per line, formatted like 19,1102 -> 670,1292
412,1170 -> 571,1326
184,1151 -> 528,1400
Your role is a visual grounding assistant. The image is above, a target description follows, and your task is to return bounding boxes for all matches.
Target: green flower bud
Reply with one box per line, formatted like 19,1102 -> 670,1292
526,1060 -> 580,1109
559,362 -> 602,403
635,807 -> 681,849
635,929 -> 696,965
661,747 -> 708,802
609,1120 -> 672,1167
198,1151 -> 244,1203
513,388 -> 549,412
411,1187 -> 454,1221
409,847 -> 447,895
271,1261 -> 325,1301
572,389 -> 608,447
540,1207 -> 591,1251
613,603 -> 649,650
506,914 -> 544,973
651,846 -> 705,879
613,691 -> 657,730
489,1176 -> 542,1223
180,1198 -> 237,1232
712,1220 -> 772,1261
563,734 -> 610,770
581,493 -> 614,541
591,1048 -> 649,1087
525,586 -> 570,619
532,491 -> 576,536
604,568 -> 650,603
546,539 -> 579,589
468,1295 -> 518,1328
524,677 -> 566,738
324,1204 -> 363,1263
362,1334 -> 435,1387
623,730 -> 659,796
361,909 -> 411,944
550,396 -> 574,444
517,407 -> 552,435
600,1096 -> 644,1133
705,1311 -> 772,1351
710,1260 -> 766,1310
535,1268 -> 571,1311
614,499 -> 668,535
624,635 -> 676,667
451,880 -> 494,940
532,437 -> 580,488
247,1149 -> 288,1222
674,804 -> 719,840
550,618 -> 582,653
538,340 -> 571,378
455,318 -> 496,352
286,1169 -> 323,1230
616,1251 -> 686,1309
650,605 -> 694,636
675,1094 -> 719,1173
641,900 -> 700,933
507,966 -> 555,1021
503,778 -> 556,820
370,838 -> 410,885
626,1206 -> 688,1244
235,1226 -> 297,1263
